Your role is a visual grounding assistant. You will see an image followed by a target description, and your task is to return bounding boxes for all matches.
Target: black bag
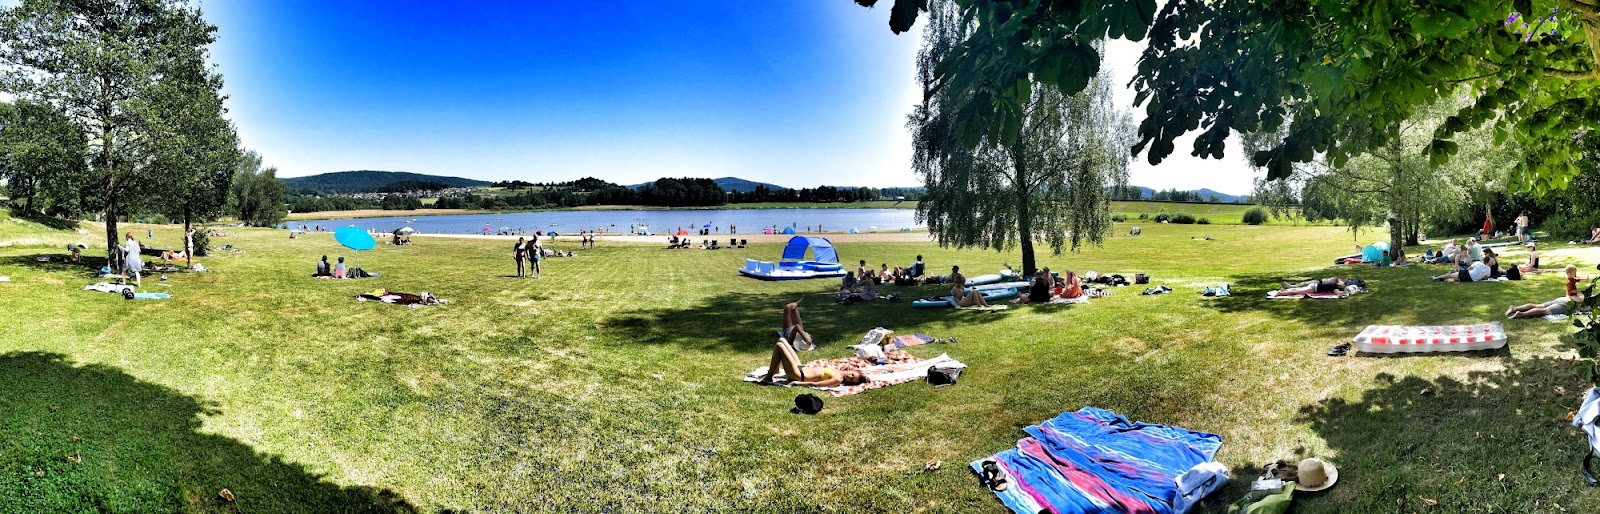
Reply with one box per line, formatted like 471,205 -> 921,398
1506,266 -> 1522,281
792,393 -> 824,415
121,288 -> 135,300
927,366 -> 963,387
1135,273 -> 1150,284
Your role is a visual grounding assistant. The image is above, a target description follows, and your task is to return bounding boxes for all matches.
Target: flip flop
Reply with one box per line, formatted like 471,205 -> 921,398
981,460 -> 1009,491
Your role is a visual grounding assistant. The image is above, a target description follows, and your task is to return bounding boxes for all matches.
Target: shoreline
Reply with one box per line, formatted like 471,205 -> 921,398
285,202 -> 919,221
412,230 -> 936,244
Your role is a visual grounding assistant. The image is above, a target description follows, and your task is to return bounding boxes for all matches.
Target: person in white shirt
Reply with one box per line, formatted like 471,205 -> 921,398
122,234 -> 143,286
1434,258 -> 1492,282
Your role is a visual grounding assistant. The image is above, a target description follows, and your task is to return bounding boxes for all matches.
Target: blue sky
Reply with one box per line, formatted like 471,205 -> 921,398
201,1 -> 1256,193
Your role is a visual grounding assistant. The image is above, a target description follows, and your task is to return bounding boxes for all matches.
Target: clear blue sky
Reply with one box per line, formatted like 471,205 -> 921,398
200,1 -> 1255,193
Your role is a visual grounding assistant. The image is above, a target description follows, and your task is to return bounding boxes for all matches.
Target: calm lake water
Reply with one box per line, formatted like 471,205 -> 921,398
286,208 -> 923,236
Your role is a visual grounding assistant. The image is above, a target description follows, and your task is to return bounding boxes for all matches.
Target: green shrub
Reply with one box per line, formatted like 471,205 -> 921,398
1154,213 -> 1172,223
143,214 -> 169,224
1170,214 -> 1197,224
1111,214 -> 1128,222
1242,207 -> 1268,225
192,230 -> 211,256
1197,218 -> 1211,225
1540,212 -> 1598,241
1138,213 -> 1149,220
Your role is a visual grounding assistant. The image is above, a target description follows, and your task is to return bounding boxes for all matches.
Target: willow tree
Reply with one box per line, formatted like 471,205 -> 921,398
908,0 -> 1129,276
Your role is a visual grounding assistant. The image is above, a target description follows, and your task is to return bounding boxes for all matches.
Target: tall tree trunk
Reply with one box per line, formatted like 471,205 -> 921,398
183,207 -> 192,269
105,195 -> 119,273
1011,144 -> 1036,276
1387,209 -> 1403,260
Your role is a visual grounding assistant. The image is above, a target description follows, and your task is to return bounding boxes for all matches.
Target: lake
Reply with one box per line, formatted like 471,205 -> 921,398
285,208 -> 924,236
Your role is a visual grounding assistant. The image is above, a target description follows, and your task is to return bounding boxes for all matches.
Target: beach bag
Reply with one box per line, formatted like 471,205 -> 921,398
1506,266 -> 1522,281
927,365 -> 962,387
859,327 -> 893,349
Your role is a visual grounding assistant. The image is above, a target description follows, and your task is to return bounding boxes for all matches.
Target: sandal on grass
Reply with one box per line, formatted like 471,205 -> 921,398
1327,343 -> 1351,357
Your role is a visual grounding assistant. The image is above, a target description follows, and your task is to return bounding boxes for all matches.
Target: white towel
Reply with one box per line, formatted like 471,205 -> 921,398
1172,461 -> 1230,513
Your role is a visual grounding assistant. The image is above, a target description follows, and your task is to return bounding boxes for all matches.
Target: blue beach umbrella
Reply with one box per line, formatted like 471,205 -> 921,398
334,226 -> 376,269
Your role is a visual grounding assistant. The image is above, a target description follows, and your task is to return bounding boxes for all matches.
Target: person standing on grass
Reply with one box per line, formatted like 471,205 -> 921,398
513,237 -> 526,278
123,234 -> 142,286
530,235 -> 542,279
1516,211 -> 1531,244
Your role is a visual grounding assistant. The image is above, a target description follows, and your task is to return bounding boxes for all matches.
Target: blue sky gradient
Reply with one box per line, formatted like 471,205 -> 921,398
200,1 -> 1255,193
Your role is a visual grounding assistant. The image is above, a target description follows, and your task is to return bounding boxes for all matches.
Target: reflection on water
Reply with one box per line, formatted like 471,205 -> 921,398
287,208 -> 923,236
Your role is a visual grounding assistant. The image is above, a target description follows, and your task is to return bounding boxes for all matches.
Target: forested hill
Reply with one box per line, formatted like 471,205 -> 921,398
281,171 -> 491,194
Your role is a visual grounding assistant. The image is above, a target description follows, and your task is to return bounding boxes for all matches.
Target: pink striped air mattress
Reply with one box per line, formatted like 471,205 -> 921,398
1352,323 -> 1507,354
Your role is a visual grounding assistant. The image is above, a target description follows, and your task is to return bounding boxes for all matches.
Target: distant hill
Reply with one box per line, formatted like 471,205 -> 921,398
282,171 -> 491,194
1132,186 -> 1247,203
628,177 -> 787,193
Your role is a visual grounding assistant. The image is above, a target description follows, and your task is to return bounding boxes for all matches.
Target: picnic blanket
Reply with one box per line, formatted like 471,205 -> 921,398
892,333 -> 947,348
1352,323 -> 1507,354
744,351 -> 966,397
972,407 -> 1225,514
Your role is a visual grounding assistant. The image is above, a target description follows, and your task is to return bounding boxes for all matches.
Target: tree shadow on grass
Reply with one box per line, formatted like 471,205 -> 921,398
1286,355 -> 1600,512
1205,265 -> 1544,329
599,286 -> 1011,352
10,213 -> 81,231
0,352 -> 425,513
0,254 -> 109,275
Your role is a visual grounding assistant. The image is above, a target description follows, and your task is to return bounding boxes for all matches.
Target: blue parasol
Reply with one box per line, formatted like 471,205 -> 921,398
334,226 -> 376,270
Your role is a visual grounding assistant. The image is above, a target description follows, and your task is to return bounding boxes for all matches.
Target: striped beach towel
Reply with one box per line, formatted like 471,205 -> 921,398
1352,323 -> 1507,353
971,408 -> 1223,514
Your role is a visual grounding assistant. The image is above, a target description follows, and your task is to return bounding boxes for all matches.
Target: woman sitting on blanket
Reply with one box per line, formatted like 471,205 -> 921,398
1022,269 -> 1053,303
952,280 -> 991,308
1519,243 -> 1541,273
759,339 -> 867,387
1507,265 -> 1583,319
1274,277 -> 1361,296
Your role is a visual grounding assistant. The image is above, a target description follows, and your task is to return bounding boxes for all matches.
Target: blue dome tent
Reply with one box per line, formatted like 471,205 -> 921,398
780,227 -> 796,235
848,227 -> 860,234
740,236 -> 846,280
1361,241 -> 1390,263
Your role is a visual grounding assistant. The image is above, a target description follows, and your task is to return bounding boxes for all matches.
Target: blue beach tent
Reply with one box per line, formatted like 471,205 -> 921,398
781,236 -> 839,264
781,227 -> 796,235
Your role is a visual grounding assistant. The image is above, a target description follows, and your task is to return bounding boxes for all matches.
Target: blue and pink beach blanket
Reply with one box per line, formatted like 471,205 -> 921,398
971,407 -> 1223,514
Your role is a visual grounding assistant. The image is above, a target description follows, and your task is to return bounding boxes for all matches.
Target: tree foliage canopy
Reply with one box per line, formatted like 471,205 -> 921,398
910,0 -> 1130,275
857,0 -> 1600,194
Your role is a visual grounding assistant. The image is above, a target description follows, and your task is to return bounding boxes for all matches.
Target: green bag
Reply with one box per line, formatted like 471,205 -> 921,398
1229,483 -> 1294,514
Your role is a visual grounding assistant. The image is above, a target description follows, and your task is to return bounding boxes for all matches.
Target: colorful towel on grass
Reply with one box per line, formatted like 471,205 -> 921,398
1351,323 -> 1507,353
744,351 -> 965,397
971,407 -> 1223,514
893,334 -> 935,348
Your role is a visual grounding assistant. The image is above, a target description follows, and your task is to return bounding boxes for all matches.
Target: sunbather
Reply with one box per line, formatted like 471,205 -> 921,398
1519,243 -> 1541,273
781,298 -> 814,349
314,255 -> 332,277
1582,226 -> 1600,244
1274,277 -> 1362,296
1434,258 -> 1491,282
1506,265 -> 1583,318
758,339 -> 865,387
952,281 -> 990,308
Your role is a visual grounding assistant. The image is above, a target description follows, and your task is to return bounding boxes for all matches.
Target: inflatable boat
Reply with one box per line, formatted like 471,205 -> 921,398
739,236 -> 849,281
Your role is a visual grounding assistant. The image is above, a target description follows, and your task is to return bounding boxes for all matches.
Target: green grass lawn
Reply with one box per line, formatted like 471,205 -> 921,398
1,215 -> 1597,512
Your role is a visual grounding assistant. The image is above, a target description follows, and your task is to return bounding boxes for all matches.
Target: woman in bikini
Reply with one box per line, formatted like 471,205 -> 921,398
780,298 -> 814,350
758,339 -> 865,387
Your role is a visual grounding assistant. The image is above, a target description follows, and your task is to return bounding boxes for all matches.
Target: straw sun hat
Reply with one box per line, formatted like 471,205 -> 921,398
1295,458 -> 1339,492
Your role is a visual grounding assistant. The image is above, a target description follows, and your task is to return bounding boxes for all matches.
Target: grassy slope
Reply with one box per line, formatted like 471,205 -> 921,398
1110,201 -> 1328,226
0,219 -> 1595,512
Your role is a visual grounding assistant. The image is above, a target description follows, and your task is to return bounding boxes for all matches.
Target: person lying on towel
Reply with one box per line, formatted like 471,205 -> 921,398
1433,257 -> 1492,282
1274,277 -> 1364,296
1507,265 -> 1584,318
758,339 -> 866,388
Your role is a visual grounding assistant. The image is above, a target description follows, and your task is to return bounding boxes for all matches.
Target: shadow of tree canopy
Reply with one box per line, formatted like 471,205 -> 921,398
0,352 -> 424,513
1289,355 -> 1600,512
1204,264 -> 1554,329
598,284 -> 1012,352
0,254 -> 109,275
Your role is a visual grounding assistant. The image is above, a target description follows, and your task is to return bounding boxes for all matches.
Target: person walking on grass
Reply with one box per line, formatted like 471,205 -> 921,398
123,234 -> 143,286
514,237 -> 527,278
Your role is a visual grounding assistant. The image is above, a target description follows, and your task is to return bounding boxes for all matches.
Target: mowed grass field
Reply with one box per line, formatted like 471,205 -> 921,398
1,207 -> 1597,512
